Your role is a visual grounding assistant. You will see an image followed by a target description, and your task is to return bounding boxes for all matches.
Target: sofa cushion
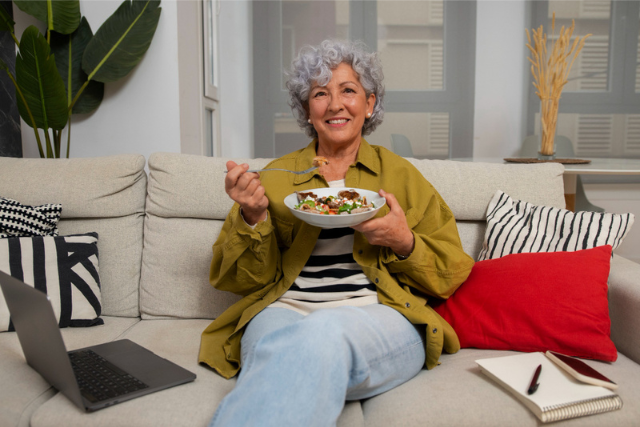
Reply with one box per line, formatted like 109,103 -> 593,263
0,316 -> 139,427
29,318 -> 364,427
455,220 -> 486,261
362,348 -> 640,427
141,153 -> 270,319
407,159 -> 566,221
145,153 -> 270,221
609,255 -> 640,365
0,196 -> 62,238
0,233 -> 103,332
140,217 -> 241,319
478,190 -> 634,261
0,333 -> 56,427
432,245 -> 617,361
0,155 -> 147,317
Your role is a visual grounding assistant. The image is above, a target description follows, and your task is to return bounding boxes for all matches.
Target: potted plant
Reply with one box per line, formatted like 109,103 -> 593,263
525,13 -> 590,160
0,0 -> 161,158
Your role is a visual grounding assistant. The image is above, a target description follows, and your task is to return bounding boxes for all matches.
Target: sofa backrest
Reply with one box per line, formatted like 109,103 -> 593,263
0,155 -> 147,317
406,158 -> 566,258
141,152 -> 566,320
406,158 -> 566,220
140,153 -> 271,319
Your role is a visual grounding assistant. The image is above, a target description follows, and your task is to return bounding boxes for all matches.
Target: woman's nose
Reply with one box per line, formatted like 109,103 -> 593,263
328,94 -> 343,112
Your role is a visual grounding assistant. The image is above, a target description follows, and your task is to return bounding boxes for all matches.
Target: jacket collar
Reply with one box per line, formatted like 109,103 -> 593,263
293,138 -> 381,185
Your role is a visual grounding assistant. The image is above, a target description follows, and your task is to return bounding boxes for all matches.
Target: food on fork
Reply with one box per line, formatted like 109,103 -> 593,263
312,156 -> 330,167
294,189 -> 374,215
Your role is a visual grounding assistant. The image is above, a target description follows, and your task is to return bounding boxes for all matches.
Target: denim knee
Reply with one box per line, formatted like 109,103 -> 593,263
300,308 -> 362,346
251,309 -> 359,369
295,309 -> 367,368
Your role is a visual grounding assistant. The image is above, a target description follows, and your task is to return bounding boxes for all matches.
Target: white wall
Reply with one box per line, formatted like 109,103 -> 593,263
473,0 -> 529,158
17,0 -> 182,161
218,0 -> 253,158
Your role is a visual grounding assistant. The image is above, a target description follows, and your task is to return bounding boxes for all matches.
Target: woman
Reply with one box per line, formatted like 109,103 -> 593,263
200,39 -> 474,426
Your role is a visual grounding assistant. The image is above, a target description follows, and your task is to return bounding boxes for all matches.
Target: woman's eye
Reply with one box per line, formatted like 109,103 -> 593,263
313,91 -> 326,97
344,88 -> 356,93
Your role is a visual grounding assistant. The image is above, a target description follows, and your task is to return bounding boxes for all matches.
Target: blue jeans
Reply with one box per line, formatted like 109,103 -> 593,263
209,304 -> 426,427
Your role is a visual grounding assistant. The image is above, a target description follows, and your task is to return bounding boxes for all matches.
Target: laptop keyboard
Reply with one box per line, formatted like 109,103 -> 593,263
69,350 -> 149,403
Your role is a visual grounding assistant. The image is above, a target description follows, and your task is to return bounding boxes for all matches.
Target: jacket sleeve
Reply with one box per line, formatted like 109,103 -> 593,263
384,191 -> 475,299
209,204 -> 281,296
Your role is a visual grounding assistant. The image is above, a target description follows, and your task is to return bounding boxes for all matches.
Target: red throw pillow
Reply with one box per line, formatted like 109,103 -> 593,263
432,245 -> 617,361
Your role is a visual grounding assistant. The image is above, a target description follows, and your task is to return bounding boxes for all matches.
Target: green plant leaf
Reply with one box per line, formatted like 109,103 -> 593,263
14,0 -> 80,35
15,25 -> 68,130
50,18 -> 104,114
1,54 -> 46,158
83,0 -> 161,83
0,2 -> 15,32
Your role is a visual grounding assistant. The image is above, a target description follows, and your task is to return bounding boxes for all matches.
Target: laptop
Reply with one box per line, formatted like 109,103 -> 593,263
0,271 -> 196,412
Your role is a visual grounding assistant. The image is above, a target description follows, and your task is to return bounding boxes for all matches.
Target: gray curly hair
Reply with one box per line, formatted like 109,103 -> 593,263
285,39 -> 385,139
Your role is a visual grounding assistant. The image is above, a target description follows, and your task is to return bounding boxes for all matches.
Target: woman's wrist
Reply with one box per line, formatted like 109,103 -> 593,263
241,208 -> 268,226
394,247 -> 412,260
393,233 -> 415,259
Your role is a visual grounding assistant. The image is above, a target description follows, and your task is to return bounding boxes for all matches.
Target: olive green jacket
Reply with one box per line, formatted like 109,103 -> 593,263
199,139 -> 475,379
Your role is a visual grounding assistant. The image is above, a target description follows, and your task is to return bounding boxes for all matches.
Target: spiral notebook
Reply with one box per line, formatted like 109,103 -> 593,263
476,352 -> 623,423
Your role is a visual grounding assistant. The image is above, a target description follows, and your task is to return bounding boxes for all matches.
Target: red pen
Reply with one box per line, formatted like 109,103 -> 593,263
528,364 -> 542,395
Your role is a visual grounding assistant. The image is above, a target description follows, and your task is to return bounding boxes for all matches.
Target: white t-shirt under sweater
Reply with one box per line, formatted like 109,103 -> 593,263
269,179 -> 379,315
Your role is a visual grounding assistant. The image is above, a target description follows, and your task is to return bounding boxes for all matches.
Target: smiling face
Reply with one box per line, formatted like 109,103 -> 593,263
307,62 -> 376,150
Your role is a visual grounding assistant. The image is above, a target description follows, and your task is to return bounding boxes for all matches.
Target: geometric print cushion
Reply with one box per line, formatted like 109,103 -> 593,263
0,196 -> 62,238
477,190 -> 635,261
0,232 -> 103,332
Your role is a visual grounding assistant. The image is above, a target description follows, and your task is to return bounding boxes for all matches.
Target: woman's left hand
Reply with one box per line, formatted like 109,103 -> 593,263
351,189 -> 415,257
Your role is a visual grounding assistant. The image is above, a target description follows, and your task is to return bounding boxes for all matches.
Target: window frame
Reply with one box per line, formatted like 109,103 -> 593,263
526,0 -> 640,139
203,0 -> 220,101
360,1 -> 476,158
202,0 -> 220,156
253,0 -> 476,159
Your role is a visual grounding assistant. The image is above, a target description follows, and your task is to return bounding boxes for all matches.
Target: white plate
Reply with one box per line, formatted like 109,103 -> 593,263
284,187 -> 386,229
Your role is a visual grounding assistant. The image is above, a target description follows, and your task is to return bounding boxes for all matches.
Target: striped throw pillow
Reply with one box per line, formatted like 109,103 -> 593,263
0,196 -> 62,238
478,190 -> 634,261
0,233 -> 103,332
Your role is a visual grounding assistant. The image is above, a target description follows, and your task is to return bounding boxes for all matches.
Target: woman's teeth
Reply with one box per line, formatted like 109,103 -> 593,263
328,119 -> 348,124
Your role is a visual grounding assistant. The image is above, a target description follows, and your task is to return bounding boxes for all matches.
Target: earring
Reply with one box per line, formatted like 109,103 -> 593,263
308,119 -> 311,124
366,113 -> 371,118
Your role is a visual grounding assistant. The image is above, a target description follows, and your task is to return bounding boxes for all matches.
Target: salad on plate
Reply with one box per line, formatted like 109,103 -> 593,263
294,189 -> 375,215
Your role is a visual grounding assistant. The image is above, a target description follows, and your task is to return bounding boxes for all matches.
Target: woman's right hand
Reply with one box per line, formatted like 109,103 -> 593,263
225,161 -> 269,225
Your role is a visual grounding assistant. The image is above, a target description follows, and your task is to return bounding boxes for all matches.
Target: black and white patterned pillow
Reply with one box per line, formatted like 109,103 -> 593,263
0,196 -> 62,238
0,232 -> 103,332
478,190 -> 635,261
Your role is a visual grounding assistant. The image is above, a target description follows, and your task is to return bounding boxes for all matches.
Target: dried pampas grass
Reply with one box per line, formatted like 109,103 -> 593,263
526,13 -> 591,156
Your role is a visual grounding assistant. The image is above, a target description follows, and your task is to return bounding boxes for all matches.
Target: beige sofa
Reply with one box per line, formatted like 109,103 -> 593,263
1,152 -> 639,426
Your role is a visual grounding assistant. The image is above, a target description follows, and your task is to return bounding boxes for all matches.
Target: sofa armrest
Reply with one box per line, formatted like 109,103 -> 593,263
609,255 -> 640,364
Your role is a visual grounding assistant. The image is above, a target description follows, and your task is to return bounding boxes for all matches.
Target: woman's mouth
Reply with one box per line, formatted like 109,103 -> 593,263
326,118 -> 349,127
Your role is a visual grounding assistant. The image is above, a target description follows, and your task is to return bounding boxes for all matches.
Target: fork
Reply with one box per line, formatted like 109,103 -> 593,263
224,166 -> 319,175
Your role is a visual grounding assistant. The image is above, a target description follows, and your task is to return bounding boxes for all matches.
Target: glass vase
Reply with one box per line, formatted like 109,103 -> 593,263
538,97 -> 559,160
